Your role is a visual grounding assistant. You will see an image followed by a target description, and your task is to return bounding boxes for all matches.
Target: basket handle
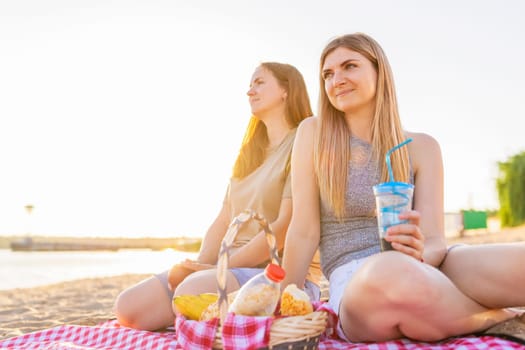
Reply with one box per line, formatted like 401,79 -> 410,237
216,209 -> 280,325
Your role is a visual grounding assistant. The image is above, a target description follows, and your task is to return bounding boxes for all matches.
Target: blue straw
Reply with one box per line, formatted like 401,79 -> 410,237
386,138 -> 413,182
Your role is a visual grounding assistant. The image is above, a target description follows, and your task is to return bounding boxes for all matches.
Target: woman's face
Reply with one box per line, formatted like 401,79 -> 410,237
247,66 -> 287,118
322,47 -> 377,116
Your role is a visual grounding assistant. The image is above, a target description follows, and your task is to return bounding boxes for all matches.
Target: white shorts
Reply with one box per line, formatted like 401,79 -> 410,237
328,257 -> 369,341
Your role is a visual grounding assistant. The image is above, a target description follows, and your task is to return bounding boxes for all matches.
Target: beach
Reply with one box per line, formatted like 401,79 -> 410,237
2,228 -> 525,342
0,273 -> 152,340
0,274 -> 150,340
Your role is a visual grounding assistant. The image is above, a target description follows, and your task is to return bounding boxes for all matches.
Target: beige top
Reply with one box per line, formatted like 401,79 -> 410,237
224,128 -> 323,285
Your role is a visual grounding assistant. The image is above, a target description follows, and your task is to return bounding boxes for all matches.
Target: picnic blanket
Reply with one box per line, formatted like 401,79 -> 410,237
1,319 -> 524,350
1,303 -> 524,350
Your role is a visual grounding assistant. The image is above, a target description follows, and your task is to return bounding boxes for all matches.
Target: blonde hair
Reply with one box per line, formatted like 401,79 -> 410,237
315,33 -> 410,219
232,62 -> 312,178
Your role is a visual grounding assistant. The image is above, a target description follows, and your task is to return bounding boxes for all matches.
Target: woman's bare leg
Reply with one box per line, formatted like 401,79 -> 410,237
339,252 -> 516,342
439,243 -> 525,308
114,276 -> 175,331
174,269 -> 241,296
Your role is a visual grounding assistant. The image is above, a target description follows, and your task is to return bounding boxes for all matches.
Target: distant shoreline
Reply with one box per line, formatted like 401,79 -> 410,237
2,223 -> 525,251
0,235 -> 202,251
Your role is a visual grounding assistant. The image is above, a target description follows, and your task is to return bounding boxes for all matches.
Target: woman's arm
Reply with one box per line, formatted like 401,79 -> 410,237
281,117 -> 321,290
408,132 -> 448,266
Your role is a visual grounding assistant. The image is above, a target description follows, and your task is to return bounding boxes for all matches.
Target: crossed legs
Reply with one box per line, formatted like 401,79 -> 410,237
338,251 -> 517,342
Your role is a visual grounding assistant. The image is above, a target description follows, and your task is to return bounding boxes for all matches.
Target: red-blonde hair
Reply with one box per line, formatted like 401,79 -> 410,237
232,62 -> 312,178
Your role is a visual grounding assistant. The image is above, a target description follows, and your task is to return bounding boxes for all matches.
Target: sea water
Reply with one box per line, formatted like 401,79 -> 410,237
0,249 -> 197,290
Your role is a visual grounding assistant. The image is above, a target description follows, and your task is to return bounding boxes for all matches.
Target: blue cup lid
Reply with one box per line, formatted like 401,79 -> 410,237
373,181 -> 414,194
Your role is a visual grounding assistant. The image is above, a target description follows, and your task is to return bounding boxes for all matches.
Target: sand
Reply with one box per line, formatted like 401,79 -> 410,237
1,228 -> 525,342
0,274 -> 150,340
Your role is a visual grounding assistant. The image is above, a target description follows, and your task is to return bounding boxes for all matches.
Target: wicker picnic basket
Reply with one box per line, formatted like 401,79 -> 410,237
212,209 -> 328,349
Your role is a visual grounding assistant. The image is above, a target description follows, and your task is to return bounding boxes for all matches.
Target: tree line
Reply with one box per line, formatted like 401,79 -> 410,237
497,151 -> 525,227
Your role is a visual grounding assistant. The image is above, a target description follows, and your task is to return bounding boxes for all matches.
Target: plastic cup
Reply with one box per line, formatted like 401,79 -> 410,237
373,182 -> 414,252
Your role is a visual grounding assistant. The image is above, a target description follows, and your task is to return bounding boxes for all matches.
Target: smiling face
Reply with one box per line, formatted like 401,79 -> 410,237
321,47 -> 377,117
247,66 -> 287,119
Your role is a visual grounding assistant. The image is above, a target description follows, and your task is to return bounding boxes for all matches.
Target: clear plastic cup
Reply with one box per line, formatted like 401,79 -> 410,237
373,182 -> 414,252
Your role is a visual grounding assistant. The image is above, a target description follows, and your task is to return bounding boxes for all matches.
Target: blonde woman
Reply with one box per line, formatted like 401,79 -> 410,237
281,33 -> 523,342
114,62 -> 322,331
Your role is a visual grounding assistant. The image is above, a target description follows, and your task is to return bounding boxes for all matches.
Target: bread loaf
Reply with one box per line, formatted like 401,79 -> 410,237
279,284 -> 313,316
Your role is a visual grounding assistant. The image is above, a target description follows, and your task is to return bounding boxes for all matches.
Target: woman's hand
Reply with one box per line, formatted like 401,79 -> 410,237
385,210 -> 425,262
167,263 -> 194,291
167,260 -> 216,291
180,259 -> 215,271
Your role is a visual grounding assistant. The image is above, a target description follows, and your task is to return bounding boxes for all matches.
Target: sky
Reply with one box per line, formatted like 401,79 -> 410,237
1,0 -> 524,238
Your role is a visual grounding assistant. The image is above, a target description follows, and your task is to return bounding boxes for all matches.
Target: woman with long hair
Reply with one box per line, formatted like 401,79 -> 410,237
114,62 -> 322,331
281,33 -> 524,342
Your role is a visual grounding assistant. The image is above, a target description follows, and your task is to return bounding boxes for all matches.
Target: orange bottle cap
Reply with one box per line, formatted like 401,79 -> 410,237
265,263 -> 285,282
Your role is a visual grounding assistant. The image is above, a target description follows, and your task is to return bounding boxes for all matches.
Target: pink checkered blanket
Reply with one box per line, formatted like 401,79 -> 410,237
1,302 -> 524,350
0,320 -> 523,350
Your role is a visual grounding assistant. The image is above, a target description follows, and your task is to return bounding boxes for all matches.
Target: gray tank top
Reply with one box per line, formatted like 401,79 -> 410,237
319,135 -> 386,278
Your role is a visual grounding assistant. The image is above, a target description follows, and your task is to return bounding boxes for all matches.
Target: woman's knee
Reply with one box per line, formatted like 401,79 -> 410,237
349,252 -> 436,306
114,288 -> 141,327
340,254 -> 440,341
114,277 -> 173,330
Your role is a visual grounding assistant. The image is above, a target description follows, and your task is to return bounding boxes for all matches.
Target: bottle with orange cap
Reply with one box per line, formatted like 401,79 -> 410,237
228,263 -> 285,316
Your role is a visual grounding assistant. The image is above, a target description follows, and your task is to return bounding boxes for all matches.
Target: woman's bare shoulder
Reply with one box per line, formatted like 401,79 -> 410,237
405,131 -> 441,152
405,131 -> 443,172
298,115 -> 318,128
296,116 -> 319,138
